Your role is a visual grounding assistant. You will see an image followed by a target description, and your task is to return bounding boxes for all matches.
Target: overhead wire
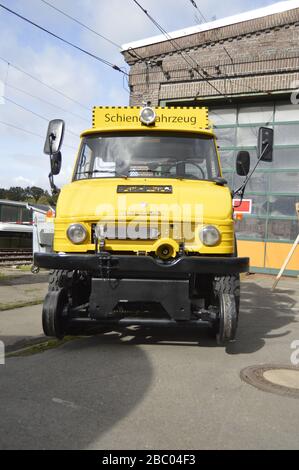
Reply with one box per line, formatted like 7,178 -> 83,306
0,120 -> 77,150
6,84 -> 90,123
40,0 -> 121,48
0,3 -> 128,75
0,56 -> 91,111
132,0 -> 227,98
40,0 -> 143,61
187,0 -> 265,96
4,96 -> 79,138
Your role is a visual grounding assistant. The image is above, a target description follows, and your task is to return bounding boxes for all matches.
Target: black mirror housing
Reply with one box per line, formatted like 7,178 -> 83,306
44,119 -> 65,155
236,151 -> 250,176
50,151 -> 62,176
258,127 -> 273,162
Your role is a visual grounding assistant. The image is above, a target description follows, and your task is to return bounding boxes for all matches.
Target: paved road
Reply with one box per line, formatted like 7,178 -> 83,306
0,271 -> 48,311
0,304 -> 44,349
0,275 -> 299,450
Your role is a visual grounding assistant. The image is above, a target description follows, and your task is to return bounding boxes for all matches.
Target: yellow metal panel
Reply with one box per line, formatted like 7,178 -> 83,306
265,242 -> 299,271
237,240 -> 265,268
54,179 -> 234,255
91,106 -> 210,133
56,178 -> 233,221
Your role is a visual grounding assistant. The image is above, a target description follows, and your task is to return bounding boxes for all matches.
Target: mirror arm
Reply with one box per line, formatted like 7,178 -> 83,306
48,162 -> 59,195
233,143 -> 269,199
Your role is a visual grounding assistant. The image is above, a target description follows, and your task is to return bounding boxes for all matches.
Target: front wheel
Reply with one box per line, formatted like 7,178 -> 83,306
213,275 -> 240,345
42,288 -> 68,339
216,292 -> 238,345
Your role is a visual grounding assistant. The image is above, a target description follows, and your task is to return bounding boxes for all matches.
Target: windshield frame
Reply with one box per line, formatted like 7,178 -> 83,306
73,131 -> 220,182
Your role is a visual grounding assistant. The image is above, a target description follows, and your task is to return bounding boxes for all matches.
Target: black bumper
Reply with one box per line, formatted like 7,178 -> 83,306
34,252 -> 249,278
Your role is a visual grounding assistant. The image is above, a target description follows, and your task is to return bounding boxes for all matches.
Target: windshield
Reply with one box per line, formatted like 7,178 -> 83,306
74,132 -> 220,181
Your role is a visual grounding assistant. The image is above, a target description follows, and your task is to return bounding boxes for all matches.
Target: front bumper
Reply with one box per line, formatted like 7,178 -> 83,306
34,252 -> 249,278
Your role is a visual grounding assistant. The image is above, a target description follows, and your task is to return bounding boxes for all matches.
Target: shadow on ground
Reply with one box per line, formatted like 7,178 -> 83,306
84,278 -> 298,355
227,279 -> 297,354
0,278 -> 297,449
0,335 -> 153,450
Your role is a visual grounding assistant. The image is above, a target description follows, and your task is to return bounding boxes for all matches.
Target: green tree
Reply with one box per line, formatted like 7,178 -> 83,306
29,186 -> 45,202
6,187 -> 26,201
37,195 -> 51,205
0,188 -> 7,199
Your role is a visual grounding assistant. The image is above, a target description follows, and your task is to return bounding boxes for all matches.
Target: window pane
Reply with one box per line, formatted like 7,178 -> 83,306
216,127 -> 236,147
222,171 -> 233,188
270,172 -> 299,193
272,148 -> 299,169
250,196 -> 268,216
0,204 -> 20,222
235,217 -> 266,239
20,208 -> 32,223
267,219 -> 299,241
274,124 -> 299,145
75,133 -> 220,181
234,172 -> 269,193
237,126 -> 262,147
238,105 -> 274,124
275,103 -> 299,122
268,196 -> 299,217
210,107 -> 237,125
219,150 -> 234,170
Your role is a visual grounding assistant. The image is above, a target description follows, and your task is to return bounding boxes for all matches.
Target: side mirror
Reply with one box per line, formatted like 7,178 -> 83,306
236,151 -> 250,176
44,119 -> 65,155
50,151 -> 62,176
258,127 -> 273,162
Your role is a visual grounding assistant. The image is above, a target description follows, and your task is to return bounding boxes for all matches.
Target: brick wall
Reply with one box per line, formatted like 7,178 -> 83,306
122,8 -> 299,106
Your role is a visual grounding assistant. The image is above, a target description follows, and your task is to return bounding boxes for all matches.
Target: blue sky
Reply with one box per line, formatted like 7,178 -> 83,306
0,0 -> 278,189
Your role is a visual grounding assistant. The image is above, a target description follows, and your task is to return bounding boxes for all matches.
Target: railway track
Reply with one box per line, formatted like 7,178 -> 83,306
0,249 -> 33,267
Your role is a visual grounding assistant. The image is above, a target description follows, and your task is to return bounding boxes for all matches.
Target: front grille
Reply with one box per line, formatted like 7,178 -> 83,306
92,223 -> 160,241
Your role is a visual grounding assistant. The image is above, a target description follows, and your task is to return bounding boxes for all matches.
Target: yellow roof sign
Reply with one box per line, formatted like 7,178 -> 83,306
92,106 -> 210,133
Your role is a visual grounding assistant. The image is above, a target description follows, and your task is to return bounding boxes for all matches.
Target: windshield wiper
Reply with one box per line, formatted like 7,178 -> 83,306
77,170 -> 128,178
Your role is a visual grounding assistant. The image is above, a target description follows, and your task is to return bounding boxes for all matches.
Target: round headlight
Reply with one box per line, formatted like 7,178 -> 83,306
67,224 -> 87,244
140,106 -> 156,126
199,225 -> 221,247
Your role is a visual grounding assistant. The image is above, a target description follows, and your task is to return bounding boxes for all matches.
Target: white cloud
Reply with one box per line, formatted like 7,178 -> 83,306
14,175 -> 35,186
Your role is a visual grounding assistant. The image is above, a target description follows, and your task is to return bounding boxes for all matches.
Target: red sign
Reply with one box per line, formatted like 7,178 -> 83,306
233,199 -> 252,214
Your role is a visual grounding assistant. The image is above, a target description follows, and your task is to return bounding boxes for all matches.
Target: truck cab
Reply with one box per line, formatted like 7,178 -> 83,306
35,105 -> 272,344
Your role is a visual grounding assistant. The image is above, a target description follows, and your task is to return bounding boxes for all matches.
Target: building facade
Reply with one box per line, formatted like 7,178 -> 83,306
122,1 -> 299,275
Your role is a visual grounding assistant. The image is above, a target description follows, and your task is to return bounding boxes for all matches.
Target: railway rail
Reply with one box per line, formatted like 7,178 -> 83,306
0,249 -> 33,267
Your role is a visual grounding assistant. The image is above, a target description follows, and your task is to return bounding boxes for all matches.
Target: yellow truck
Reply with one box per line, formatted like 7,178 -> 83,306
35,105 -> 273,344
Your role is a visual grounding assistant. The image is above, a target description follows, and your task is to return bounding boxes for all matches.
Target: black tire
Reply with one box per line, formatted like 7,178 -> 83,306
42,288 -> 68,339
48,269 -> 69,292
48,269 -> 91,306
43,270 -> 71,339
217,292 -> 238,345
45,269 -> 93,337
214,274 -> 240,313
213,275 -> 240,345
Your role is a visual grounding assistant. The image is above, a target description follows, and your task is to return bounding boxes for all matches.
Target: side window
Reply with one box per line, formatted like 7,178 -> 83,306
21,208 -> 32,223
1,204 -> 20,222
77,144 -> 93,179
